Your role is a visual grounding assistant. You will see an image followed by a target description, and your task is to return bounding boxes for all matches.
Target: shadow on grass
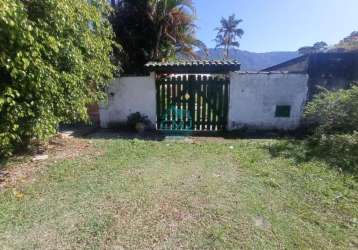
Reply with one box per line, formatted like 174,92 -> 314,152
82,129 -> 302,142
84,129 -> 167,141
266,140 -> 311,163
0,147 -> 33,171
265,139 -> 358,176
62,120 -> 310,141
0,160 -> 9,185
0,157 -> 8,170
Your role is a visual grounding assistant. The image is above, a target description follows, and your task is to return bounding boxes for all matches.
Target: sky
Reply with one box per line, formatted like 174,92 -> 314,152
194,0 -> 358,52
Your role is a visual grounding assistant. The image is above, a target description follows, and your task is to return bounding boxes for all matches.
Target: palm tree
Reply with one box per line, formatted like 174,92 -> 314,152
215,14 -> 244,59
149,0 -> 206,60
111,0 -> 206,73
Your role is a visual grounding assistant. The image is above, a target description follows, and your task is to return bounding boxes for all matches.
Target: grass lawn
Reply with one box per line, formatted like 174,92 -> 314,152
0,134 -> 357,249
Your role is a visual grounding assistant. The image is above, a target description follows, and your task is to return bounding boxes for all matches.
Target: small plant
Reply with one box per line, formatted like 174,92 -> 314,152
127,112 -> 151,132
309,132 -> 358,172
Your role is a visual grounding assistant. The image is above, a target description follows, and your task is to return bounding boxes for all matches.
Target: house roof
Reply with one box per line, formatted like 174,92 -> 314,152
262,55 -> 309,72
262,52 -> 358,80
145,60 -> 241,74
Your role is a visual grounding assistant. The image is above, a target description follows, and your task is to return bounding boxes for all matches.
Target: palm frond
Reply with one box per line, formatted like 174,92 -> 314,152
214,14 -> 244,57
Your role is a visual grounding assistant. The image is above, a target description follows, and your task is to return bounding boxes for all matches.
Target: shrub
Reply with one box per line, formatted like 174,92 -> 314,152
304,85 -> 358,135
309,132 -> 358,171
127,112 -> 151,132
0,0 -> 115,156
304,85 -> 358,172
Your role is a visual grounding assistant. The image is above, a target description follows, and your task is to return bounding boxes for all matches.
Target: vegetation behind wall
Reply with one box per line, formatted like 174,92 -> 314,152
110,0 -> 206,74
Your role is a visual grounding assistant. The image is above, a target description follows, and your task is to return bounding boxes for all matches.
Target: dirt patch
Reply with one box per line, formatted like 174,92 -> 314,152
0,133 -> 97,191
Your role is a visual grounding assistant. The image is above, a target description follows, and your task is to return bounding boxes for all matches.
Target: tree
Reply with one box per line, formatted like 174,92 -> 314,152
111,0 -> 206,74
334,31 -> 358,52
0,0 -> 115,156
214,14 -> 244,59
298,41 -> 328,55
110,0 -> 155,74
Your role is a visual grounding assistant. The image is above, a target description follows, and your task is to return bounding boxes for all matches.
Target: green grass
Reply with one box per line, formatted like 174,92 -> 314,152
0,137 -> 357,249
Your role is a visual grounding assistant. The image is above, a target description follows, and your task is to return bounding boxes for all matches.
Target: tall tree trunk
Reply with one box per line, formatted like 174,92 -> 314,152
225,44 -> 229,60
152,0 -> 167,61
227,36 -> 232,59
154,25 -> 163,60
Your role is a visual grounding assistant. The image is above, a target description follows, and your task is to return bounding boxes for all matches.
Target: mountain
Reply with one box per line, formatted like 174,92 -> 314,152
197,49 -> 300,71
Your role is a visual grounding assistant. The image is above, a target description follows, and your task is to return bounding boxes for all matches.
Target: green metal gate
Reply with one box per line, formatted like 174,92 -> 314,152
156,74 -> 229,132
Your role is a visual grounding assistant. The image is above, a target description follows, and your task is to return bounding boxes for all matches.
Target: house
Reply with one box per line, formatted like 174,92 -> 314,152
263,52 -> 358,99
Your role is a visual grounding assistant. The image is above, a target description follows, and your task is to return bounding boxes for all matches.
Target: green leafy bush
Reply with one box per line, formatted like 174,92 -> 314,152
304,85 -> 358,135
0,0 -> 115,156
304,85 -> 358,172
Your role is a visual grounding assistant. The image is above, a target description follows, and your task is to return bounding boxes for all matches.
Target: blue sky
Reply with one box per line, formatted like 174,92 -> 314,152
194,0 -> 357,52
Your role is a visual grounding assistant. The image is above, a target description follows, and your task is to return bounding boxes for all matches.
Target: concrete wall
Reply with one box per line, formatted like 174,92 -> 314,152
100,72 -> 309,131
228,72 -> 309,130
99,74 -> 156,128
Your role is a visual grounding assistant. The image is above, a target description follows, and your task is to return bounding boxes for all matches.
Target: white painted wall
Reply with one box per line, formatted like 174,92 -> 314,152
100,72 -> 308,131
99,74 -> 156,128
228,72 -> 309,130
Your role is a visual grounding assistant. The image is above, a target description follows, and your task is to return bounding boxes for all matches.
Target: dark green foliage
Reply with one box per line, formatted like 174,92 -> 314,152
110,0 -> 156,74
305,85 -> 358,135
110,0 -> 206,74
0,0 -> 115,156
300,85 -> 358,172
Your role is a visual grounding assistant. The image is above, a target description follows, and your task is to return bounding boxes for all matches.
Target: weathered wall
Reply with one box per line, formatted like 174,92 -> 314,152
100,72 -> 309,131
99,74 -> 156,128
307,76 -> 351,100
228,72 -> 309,130
306,53 -> 358,98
